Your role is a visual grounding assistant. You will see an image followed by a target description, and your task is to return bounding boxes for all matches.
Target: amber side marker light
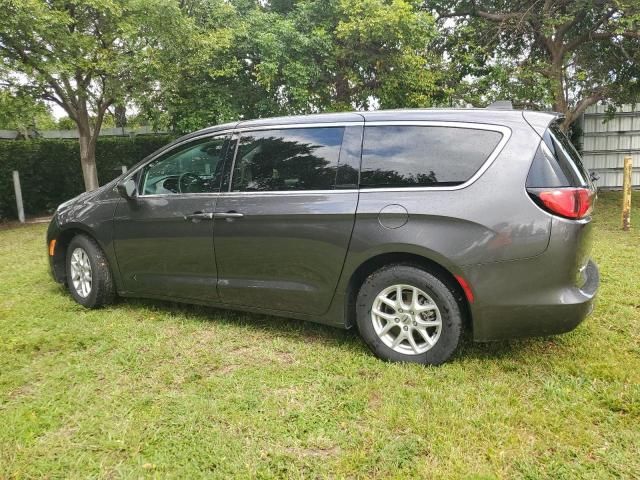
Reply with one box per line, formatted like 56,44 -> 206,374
48,239 -> 56,256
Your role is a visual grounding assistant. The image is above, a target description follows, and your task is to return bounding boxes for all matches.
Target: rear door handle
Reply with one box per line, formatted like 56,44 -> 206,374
184,211 -> 214,222
213,212 -> 244,219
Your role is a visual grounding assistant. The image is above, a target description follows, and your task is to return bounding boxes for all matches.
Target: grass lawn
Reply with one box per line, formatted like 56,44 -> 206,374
1,191 -> 638,479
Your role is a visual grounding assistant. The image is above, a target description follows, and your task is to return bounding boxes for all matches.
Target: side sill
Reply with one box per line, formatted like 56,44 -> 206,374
116,291 -> 347,329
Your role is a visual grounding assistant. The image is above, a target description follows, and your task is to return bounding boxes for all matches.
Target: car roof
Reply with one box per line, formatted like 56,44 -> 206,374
361,108 -> 557,124
236,112 -> 363,127
190,108 -> 559,137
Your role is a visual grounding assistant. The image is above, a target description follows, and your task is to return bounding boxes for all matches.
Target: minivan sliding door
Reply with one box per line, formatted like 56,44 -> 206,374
212,124 -> 363,315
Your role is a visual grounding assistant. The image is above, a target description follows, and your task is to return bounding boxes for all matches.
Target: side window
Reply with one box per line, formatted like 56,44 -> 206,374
547,123 -> 590,186
360,126 -> 504,188
141,136 -> 229,195
526,122 -> 590,188
231,127 -> 345,192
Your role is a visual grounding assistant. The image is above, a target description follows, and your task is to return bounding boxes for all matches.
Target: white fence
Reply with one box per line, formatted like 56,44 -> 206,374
579,104 -> 640,188
0,125 -> 166,140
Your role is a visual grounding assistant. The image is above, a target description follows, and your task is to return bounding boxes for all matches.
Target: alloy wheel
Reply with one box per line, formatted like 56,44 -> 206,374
70,247 -> 92,298
371,284 -> 442,355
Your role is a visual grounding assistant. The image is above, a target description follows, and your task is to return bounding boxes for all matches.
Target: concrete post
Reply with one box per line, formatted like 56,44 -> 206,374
12,170 -> 25,223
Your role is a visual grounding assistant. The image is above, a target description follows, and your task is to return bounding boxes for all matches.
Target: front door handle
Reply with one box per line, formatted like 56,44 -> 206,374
213,212 -> 244,219
184,211 -> 214,222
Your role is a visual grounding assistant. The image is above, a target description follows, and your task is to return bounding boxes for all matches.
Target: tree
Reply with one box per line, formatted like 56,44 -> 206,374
143,0 -> 447,132
136,0 -> 243,132
0,89 -> 56,136
0,0 -> 189,190
295,0 -> 447,110
433,0 -> 640,130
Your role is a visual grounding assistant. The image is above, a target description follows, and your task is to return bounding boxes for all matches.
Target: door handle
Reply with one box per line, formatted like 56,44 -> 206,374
184,211 -> 214,222
213,212 -> 244,219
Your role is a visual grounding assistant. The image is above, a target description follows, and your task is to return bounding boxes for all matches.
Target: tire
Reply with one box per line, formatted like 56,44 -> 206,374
356,264 -> 463,366
65,234 -> 116,308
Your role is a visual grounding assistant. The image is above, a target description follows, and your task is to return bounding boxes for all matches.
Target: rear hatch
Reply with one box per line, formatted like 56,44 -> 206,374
525,119 -> 596,288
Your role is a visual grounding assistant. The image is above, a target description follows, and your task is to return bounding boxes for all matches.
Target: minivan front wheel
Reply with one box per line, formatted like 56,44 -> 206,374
65,234 -> 115,308
356,265 -> 462,365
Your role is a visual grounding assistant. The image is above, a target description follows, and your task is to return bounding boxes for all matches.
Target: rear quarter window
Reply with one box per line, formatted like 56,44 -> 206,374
526,122 -> 591,188
360,125 -> 504,188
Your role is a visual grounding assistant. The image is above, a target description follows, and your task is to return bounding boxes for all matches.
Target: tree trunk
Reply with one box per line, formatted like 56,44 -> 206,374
550,60 -> 568,116
78,131 -> 99,191
334,60 -> 351,110
76,106 -> 99,191
549,65 -> 574,133
73,98 -> 101,191
114,104 -> 127,128
559,115 -> 574,133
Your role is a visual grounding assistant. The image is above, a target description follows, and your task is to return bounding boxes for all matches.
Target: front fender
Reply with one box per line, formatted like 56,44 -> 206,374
47,185 -> 121,287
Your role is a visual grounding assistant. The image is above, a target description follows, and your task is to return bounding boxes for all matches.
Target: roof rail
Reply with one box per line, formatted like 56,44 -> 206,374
486,100 -> 513,110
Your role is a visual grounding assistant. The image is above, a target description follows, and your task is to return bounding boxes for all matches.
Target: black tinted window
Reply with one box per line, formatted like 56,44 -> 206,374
526,123 -> 590,188
231,127 -> 345,192
361,126 -> 503,188
547,123 -> 590,186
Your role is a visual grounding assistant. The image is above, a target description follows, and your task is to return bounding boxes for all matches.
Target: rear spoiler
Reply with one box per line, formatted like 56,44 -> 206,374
522,110 -> 563,137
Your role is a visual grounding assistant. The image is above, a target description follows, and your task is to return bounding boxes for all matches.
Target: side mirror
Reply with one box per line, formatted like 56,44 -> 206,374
117,177 -> 137,200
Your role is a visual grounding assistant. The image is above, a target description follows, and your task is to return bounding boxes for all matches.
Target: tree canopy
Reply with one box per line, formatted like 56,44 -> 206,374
0,0 -> 638,189
0,91 -> 56,136
141,0 -> 446,132
0,0 -> 191,189
433,0 -> 640,129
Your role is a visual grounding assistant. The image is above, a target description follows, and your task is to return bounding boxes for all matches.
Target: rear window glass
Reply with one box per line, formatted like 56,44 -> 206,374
526,122 -> 590,188
360,126 -> 503,188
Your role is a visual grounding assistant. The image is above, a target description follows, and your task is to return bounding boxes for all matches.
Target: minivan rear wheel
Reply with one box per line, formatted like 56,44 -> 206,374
356,265 -> 462,365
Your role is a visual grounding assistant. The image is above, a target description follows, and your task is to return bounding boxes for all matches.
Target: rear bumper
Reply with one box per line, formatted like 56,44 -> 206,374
464,259 -> 599,342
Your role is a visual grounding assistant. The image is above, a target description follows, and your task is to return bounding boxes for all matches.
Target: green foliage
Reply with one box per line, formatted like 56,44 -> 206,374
0,0 -> 195,189
331,0 -> 443,108
1,0 -> 637,195
2,0 -> 638,139
0,0 -> 189,115
0,135 -> 174,219
55,117 -> 77,130
432,0 -> 640,126
134,0 -> 241,132
0,91 -> 56,134
141,0 -> 446,133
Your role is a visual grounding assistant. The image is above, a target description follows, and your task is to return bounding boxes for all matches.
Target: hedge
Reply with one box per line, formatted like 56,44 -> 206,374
0,135 -> 175,219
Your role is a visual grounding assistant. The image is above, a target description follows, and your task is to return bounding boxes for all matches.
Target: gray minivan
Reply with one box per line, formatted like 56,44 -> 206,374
47,108 -> 599,365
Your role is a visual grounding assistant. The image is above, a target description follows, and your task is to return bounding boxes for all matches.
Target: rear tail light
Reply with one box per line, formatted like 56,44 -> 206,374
527,187 -> 593,220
